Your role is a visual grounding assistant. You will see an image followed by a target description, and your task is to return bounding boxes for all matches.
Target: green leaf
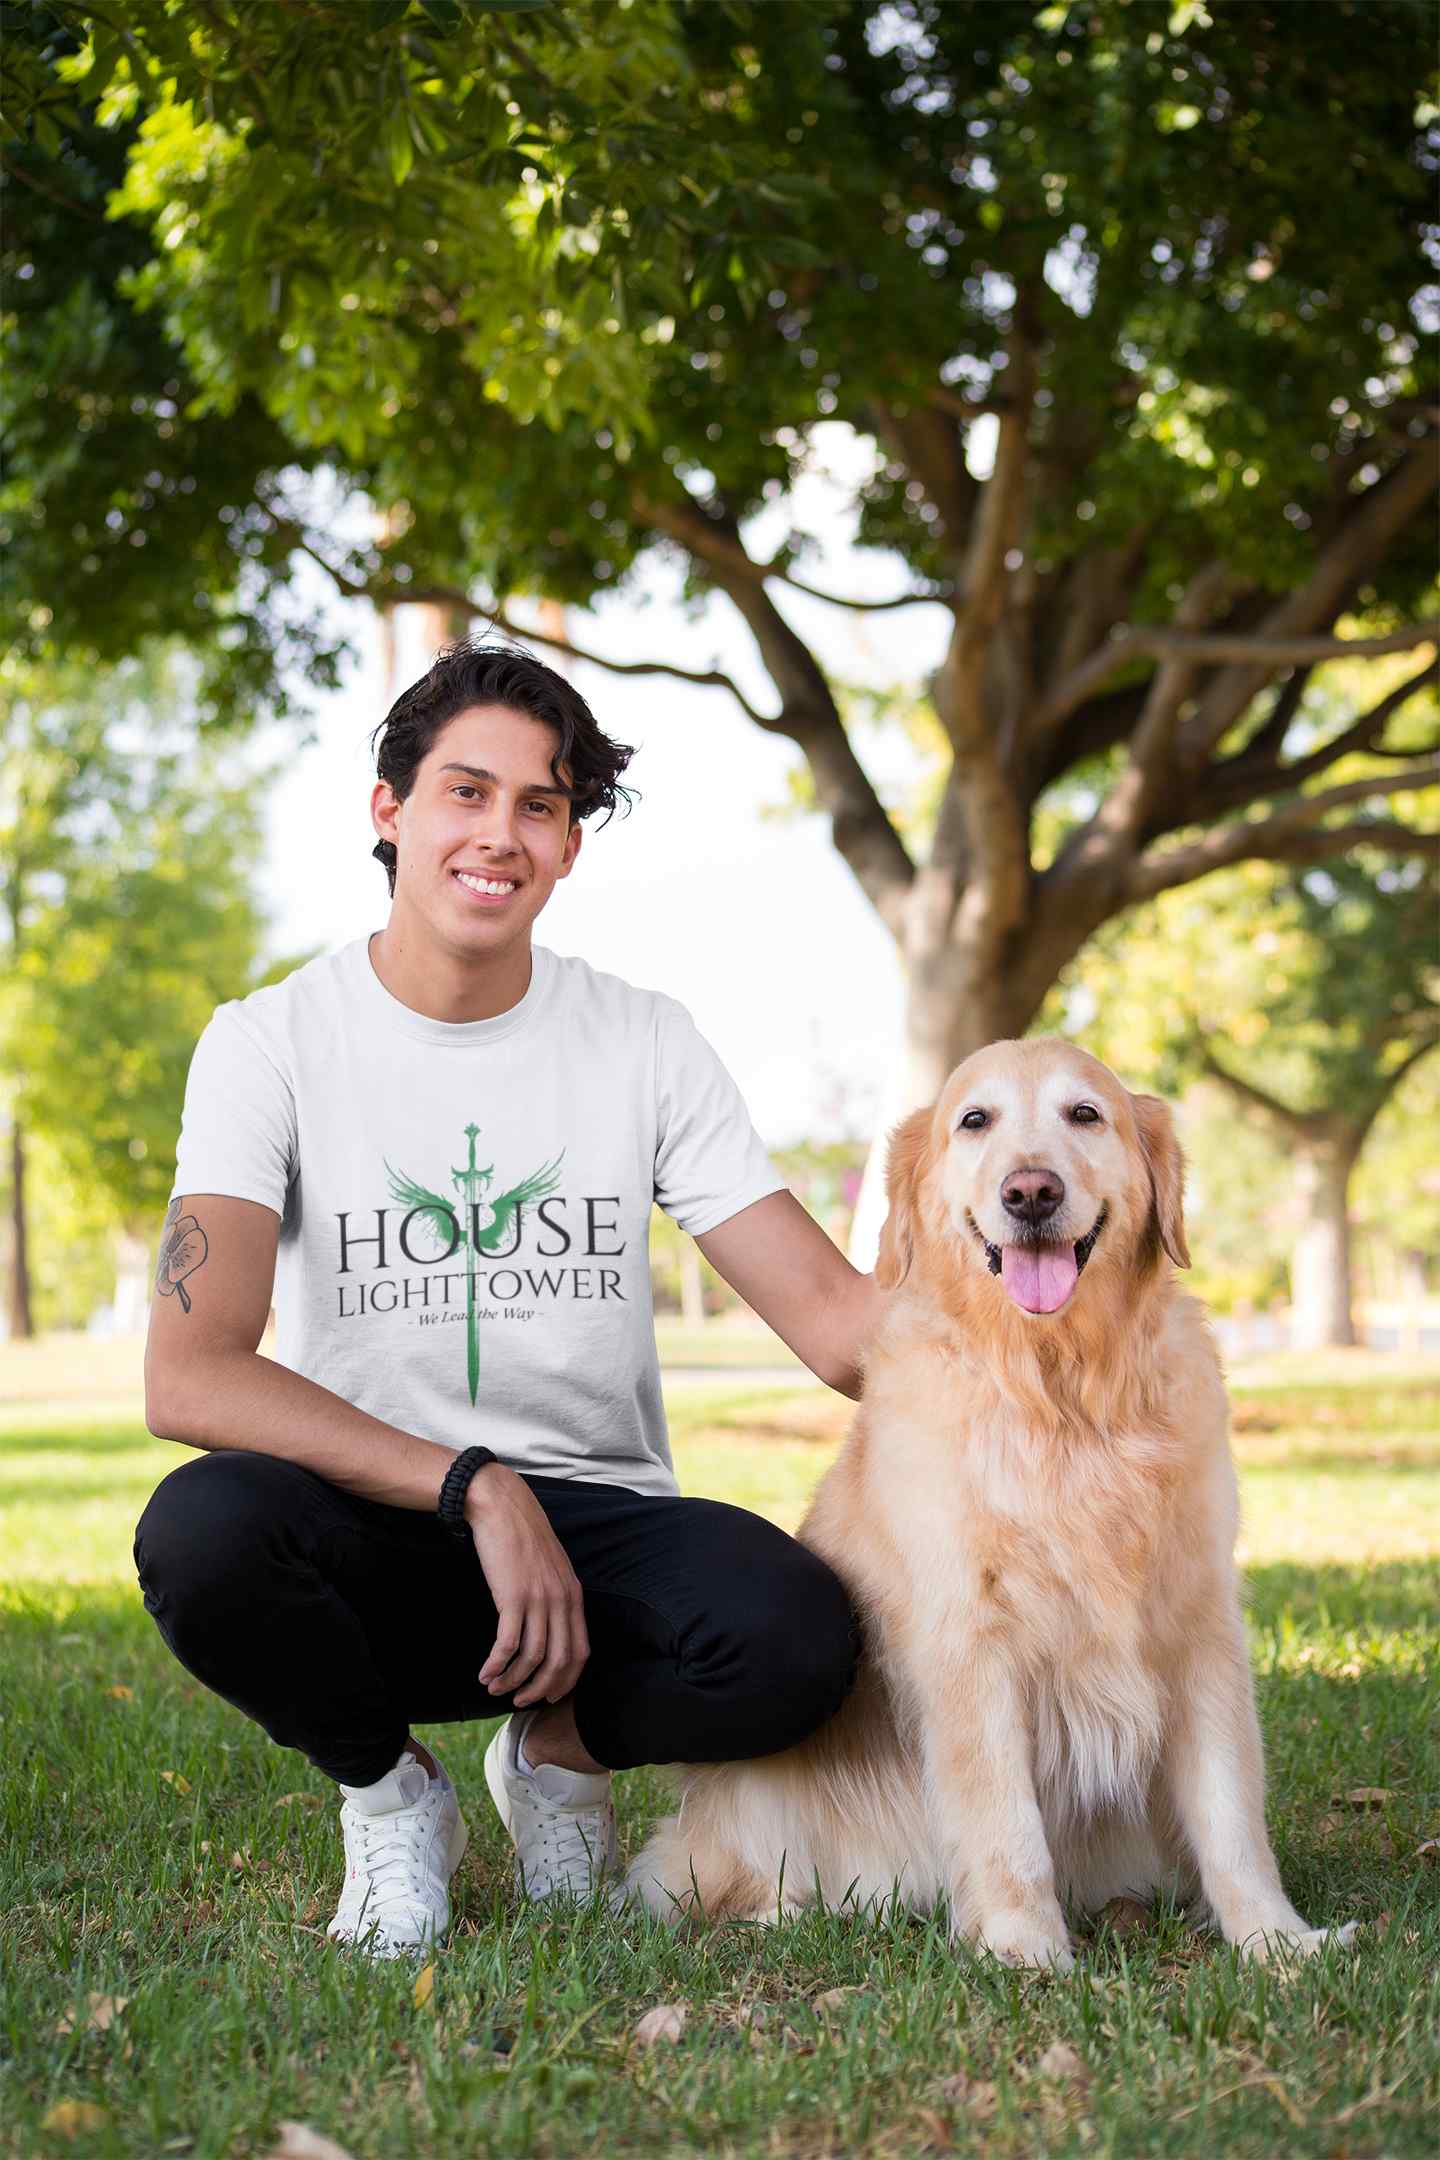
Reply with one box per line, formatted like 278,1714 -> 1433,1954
384,106 -> 415,185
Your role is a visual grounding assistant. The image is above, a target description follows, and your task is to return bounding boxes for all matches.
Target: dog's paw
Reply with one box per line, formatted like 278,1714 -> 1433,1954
974,1912 -> 1076,1974
732,1896 -> 808,1926
1236,1919 -> 1360,1964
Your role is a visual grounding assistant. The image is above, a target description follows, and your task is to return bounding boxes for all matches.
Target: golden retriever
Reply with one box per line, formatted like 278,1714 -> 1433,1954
630,1038 -> 1356,1967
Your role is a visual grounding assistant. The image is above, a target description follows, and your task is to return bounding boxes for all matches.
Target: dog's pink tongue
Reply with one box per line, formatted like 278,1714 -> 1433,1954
1000,1243 -> 1078,1313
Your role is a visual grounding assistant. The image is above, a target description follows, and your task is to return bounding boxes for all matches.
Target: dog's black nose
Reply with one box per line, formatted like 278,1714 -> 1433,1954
1000,1167 -> 1065,1225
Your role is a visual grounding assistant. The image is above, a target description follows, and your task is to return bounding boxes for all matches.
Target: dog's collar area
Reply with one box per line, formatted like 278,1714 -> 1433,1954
967,1203 -> 1109,1278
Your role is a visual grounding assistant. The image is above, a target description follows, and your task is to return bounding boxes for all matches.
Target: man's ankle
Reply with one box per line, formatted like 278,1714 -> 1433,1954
405,1735 -> 440,1780
518,1701 -> 607,1777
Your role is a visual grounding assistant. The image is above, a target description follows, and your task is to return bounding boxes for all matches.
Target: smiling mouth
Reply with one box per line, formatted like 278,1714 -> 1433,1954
453,869 -> 519,900
966,1204 -> 1109,1315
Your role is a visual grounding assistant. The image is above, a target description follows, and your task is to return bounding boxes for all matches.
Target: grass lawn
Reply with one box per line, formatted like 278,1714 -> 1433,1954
1,1351 -> 1436,2157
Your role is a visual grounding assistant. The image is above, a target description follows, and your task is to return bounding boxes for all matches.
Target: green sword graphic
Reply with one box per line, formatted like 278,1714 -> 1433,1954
384,1124 -> 564,1405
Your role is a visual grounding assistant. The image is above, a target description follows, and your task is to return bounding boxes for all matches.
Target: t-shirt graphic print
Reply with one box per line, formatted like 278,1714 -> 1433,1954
168,936 -> 784,1496
384,1120 -> 565,1408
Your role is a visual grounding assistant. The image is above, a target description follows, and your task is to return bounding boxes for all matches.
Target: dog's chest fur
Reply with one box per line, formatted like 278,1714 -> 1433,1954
847,1347 -> 1199,1827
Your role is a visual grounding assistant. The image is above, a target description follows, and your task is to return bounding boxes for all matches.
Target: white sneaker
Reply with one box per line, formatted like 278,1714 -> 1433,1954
484,1714 -> 617,1902
327,1749 -> 469,1959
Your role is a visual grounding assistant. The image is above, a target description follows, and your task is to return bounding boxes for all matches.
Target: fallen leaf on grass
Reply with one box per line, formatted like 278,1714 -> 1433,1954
1415,1838 -> 1438,1863
633,2004 -> 687,2047
910,2105 -> 953,2151
812,1986 -> 864,2015
274,1792 -> 323,1810
937,2074 -> 998,2119
1334,1787 -> 1393,1809
262,2126 -> 358,2160
412,1964 -> 435,2011
1035,2041 -> 1089,2087
106,1685 -> 134,1702
41,2101 -> 111,2136
1096,1896 -> 1149,1936
54,1992 -> 129,2036
160,1770 -> 193,1794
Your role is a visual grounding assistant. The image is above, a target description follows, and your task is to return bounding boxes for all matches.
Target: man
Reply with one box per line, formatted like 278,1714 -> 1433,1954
137,640 -> 880,1959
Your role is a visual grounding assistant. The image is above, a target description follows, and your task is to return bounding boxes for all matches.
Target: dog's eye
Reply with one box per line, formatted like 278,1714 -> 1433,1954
957,1108 -> 988,1131
1070,1103 -> 1102,1125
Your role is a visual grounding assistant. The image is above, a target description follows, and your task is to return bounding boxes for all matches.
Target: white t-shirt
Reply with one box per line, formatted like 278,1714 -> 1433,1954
168,935 -> 785,1495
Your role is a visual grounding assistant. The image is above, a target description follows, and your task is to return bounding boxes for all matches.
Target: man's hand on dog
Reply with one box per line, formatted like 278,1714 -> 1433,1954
465,1464 -> 590,1708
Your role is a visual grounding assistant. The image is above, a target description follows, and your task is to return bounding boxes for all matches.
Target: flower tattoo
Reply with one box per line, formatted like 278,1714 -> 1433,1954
155,1197 -> 209,1315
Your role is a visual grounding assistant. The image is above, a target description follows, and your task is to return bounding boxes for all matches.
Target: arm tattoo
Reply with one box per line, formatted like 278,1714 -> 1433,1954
155,1197 -> 210,1315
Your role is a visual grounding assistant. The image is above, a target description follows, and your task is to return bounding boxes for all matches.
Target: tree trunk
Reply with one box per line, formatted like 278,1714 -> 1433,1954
849,935 -> 1038,1265
1289,1127 -> 1364,1351
7,1113 -> 34,1341
904,948 -> 1036,1098
679,1240 -> 707,1330
1399,1248 -> 1428,1355
112,1226 -> 154,1335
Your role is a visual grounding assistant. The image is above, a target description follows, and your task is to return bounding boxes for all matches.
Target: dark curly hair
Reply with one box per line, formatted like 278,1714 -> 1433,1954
369,639 -> 636,896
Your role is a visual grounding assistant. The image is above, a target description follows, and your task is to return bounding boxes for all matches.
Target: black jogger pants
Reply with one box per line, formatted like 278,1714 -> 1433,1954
133,1450 -> 858,1788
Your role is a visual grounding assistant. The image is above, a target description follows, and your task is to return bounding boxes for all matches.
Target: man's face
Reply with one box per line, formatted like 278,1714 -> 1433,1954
371,703 -> 582,955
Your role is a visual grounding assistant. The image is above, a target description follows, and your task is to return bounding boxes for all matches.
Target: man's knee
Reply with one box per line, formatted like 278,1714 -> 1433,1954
688,1509 -> 859,1756
134,1449 -> 314,1607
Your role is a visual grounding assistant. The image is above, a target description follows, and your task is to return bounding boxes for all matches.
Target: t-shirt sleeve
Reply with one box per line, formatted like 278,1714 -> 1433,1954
652,1000 -> 786,1236
169,1001 -> 296,1220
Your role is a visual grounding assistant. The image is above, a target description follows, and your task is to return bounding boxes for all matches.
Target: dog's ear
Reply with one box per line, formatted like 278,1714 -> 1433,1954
1130,1093 -> 1190,1269
875,1107 -> 934,1289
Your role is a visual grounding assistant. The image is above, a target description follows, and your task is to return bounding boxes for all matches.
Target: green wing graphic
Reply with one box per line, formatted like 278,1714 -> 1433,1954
383,1160 -> 461,1253
473,1152 -> 565,1253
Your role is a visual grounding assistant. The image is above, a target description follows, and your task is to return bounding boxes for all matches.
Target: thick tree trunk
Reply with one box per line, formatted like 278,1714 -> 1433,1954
1289,1127 -> 1364,1352
8,1114 -> 34,1342
904,947 -> 1035,1100
849,933 -> 1040,1264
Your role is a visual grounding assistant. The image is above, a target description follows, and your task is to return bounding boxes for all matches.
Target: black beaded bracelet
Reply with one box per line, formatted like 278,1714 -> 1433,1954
437,1445 -> 498,1537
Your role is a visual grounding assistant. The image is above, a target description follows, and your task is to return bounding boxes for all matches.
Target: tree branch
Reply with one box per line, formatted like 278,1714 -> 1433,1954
926,385 -> 1007,422
1361,1029 -> 1440,1134
294,508 -> 919,934
1199,659 -> 1439,816
1079,564 -> 1240,862
1198,1042 -> 1317,1138
925,304 -> 1040,956
778,574 -> 953,613
1129,763 -> 1440,899
627,497 -> 917,934
1224,663 -> 1314,774
0,152 -> 109,223
287,536 -> 777,725
1180,448 -> 1440,764
867,399 -> 977,565
1038,619 -> 1440,737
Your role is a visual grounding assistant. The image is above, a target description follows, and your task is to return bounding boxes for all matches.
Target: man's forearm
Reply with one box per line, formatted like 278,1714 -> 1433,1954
822,1266 -> 885,1400
695,1193 -> 886,1401
147,1348 -> 456,1511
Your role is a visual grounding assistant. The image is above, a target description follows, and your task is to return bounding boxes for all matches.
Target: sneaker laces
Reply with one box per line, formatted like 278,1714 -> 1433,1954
350,1797 -> 435,1907
526,1801 -> 610,1890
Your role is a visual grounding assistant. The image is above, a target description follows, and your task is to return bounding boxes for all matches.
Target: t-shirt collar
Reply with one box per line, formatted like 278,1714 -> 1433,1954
344,933 -> 555,1045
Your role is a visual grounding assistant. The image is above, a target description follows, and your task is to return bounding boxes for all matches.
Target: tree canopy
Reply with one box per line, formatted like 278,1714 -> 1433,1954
6,0 -> 1437,1078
